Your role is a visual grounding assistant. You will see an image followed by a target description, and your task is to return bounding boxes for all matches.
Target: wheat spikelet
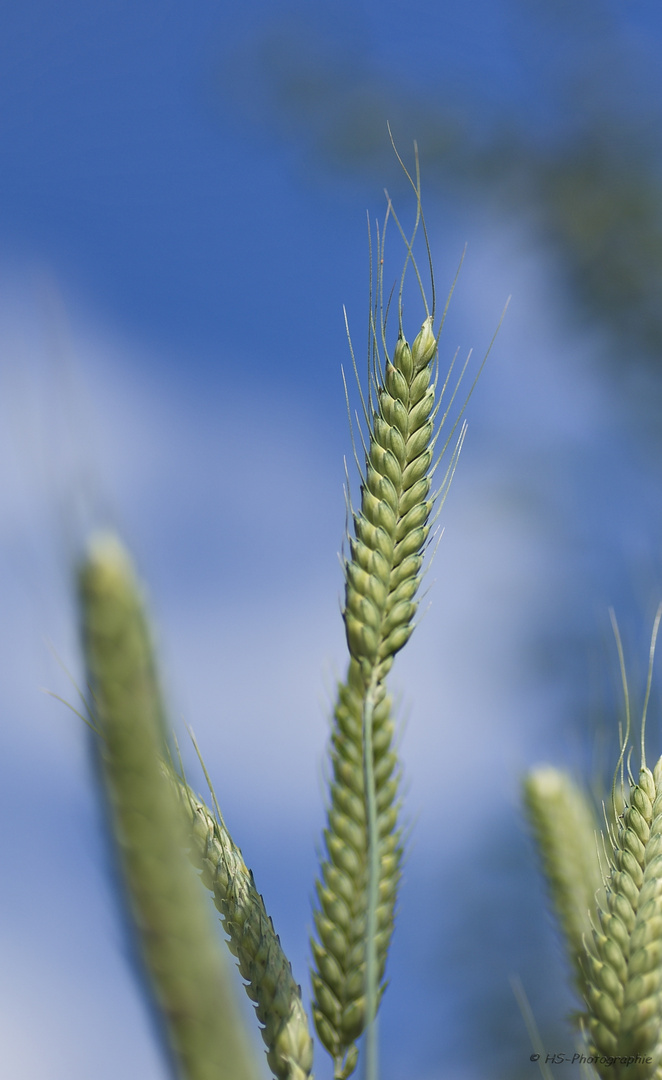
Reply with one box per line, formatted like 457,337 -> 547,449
523,766 -> 603,998
583,757 -> 662,1079
78,533 -> 259,1080
311,145 -> 486,1080
169,769 -> 314,1080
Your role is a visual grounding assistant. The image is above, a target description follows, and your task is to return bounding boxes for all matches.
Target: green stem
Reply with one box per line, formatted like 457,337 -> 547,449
362,677 -> 380,1080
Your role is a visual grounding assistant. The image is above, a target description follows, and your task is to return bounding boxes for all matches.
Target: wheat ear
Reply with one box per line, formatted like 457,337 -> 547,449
581,606 -> 662,1079
168,766 -> 315,1080
78,533 -> 259,1080
522,766 -> 603,998
583,758 -> 662,1079
311,146 -> 486,1080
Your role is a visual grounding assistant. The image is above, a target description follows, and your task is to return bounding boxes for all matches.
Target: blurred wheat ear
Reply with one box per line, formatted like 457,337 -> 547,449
522,766 -> 602,1000
310,139 -> 496,1080
78,533 -> 260,1080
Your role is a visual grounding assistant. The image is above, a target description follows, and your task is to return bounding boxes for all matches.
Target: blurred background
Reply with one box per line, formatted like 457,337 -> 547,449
2,2 -> 662,1078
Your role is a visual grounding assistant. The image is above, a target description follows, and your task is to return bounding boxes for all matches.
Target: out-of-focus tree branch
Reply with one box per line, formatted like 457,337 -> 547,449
212,2 -> 662,416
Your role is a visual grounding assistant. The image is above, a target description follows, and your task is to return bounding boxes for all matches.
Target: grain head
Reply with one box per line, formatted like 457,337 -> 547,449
584,759 -> 662,1079
311,145 -> 488,1080
522,766 -> 603,1000
171,769 -> 315,1080
78,533 -> 259,1080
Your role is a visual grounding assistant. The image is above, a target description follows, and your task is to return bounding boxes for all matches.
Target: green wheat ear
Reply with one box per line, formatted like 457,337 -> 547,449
168,765 -> 315,1080
522,766 -> 603,1000
310,143 -> 496,1080
581,606 -> 662,1080
525,605 -> 662,1080
78,533 -> 260,1080
584,758 -> 662,1079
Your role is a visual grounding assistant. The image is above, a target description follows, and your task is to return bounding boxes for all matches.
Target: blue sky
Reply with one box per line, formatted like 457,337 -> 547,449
3,3 -> 662,1079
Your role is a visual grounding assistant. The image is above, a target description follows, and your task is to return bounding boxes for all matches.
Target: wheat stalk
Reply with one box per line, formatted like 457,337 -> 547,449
523,766 -> 603,999
168,764 -> 315,1080
77,532 -> 259,1080
310,142 -> 491,1080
